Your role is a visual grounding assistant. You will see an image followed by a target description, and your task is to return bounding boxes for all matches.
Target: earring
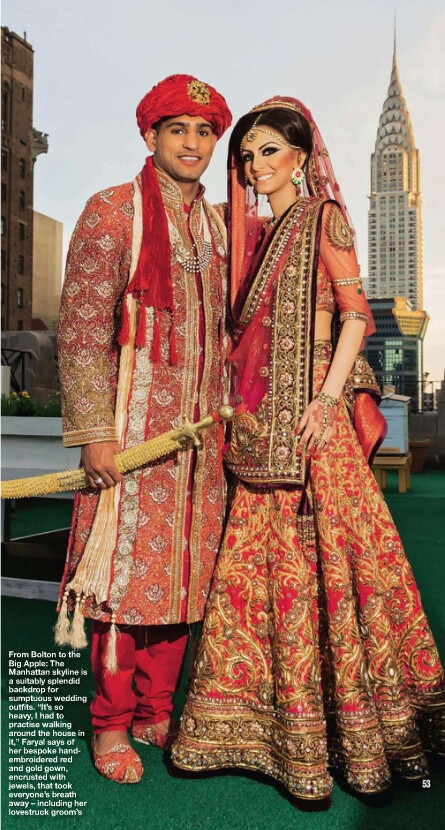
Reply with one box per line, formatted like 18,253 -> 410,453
291,166 -> 305,195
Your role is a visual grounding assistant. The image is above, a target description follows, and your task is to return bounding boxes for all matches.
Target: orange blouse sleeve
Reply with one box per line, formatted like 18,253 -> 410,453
319,204 -> 375,337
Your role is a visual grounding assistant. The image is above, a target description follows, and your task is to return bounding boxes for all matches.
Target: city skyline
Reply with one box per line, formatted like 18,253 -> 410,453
2,0 -> 444,381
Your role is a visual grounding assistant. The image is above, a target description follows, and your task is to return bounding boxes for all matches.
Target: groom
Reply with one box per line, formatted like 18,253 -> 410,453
57,74 -> 231,782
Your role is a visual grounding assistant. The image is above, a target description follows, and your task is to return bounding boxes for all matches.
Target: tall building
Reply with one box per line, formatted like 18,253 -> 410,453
365,297 -> 429,410
365,34 -> 429,410
367,37 -> 423,310
1,27 -> 47,331
32,211 -> 63,330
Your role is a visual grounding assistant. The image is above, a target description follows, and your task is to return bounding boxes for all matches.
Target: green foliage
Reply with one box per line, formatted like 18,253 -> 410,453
1,390 -> 38,416
1,390 -> 61,417
39,391 -> 62,417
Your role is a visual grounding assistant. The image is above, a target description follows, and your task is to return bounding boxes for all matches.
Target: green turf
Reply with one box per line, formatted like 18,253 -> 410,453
1,552 -> 65,582
10,498 -> 74,539
2,472 -> 445,830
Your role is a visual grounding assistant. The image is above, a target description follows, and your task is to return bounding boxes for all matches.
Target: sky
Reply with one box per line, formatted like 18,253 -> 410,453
3,0 -> 444,381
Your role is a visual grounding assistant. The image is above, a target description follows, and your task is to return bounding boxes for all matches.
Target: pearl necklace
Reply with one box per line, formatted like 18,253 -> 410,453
182,239 -> 212,273
168,204 -> 212,274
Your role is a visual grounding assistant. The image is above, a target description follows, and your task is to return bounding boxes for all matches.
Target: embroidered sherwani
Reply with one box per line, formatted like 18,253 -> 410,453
58,169 -> 227,626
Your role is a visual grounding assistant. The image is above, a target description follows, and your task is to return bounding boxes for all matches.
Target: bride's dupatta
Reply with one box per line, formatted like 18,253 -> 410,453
225,197 -> 327,486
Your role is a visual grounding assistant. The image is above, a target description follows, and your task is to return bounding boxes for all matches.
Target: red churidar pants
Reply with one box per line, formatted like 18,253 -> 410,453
90,622 -> 188,734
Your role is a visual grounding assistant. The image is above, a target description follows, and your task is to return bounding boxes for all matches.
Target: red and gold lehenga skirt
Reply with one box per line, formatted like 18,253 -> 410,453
172,343 -> 445,800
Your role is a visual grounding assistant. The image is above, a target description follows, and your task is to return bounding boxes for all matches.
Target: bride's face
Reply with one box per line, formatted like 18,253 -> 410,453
240,127 -> 305,198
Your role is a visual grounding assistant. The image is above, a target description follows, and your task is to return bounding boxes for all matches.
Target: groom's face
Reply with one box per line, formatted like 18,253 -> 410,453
145,115 -> 217,185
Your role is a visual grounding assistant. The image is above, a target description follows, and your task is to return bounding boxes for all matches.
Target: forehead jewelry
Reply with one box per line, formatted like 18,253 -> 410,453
241,114 -> 300,152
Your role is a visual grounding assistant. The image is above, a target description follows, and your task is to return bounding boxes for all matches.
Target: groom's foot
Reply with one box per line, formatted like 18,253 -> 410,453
94,729 -> 130,754
92,730 -> 143,783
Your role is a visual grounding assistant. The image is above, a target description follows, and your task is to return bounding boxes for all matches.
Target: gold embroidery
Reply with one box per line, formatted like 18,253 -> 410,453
173,703 -> 333,800
61,174 -> 228,627
174,699 -> 428,795
313,340 -> 332,365
187,208 -> 215,621
326,205 -> 355,251
225,200 -> 326,486
352,353 -> 380,396
167,202 -> 201,622
239,202 -> 306,328
224,403 -> 269,469
110,308 -> 154,612
63,426 -> 117,447
307,152 -> 323,197
269,202 -> 321,480
173,421 -> 445,796
58,188 -> 130,449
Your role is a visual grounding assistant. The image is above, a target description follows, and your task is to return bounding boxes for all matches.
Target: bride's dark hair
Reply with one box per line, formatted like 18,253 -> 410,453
229,107 -> 313,168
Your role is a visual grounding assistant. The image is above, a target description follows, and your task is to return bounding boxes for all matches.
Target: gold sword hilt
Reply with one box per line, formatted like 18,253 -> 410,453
176,404 -> 234,446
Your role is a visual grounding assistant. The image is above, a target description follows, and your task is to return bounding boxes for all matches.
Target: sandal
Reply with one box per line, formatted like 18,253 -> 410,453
92,738 -> 143,783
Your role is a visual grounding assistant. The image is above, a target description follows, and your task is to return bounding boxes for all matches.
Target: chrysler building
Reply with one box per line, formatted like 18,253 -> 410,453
367,38 -> 423,309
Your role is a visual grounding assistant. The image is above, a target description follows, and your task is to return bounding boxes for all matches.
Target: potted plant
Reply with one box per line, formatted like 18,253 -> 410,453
1,390 -> 62,417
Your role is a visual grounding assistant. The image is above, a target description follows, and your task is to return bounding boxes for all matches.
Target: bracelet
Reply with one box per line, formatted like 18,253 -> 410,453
316,392 -> 339,435
317,392 -> 339,407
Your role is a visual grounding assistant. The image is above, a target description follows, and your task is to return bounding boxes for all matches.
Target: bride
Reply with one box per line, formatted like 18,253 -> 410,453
172,97 -> 445,802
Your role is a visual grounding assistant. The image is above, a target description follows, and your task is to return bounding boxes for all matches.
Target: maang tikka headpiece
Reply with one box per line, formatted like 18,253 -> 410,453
241,113 -> 300,152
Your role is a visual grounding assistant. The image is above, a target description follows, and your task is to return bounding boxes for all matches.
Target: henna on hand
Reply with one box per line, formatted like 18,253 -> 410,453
296,395 -> 339,457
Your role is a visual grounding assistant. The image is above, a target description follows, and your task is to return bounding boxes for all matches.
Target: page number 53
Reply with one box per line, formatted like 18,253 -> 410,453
422,779 -> 431,788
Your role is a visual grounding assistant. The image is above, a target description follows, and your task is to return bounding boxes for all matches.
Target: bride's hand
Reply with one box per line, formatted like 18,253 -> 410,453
296,396 -> 339,457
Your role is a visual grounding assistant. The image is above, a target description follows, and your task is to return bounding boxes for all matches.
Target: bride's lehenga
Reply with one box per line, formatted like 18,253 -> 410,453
171,96 -> 445,799
172,343 -> 444,799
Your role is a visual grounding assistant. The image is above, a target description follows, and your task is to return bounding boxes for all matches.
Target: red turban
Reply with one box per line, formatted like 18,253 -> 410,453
136,74 -> 232,139
120,76 -> 230,358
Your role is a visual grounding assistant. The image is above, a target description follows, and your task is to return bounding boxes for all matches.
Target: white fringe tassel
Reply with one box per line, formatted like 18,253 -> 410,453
105,613 -> 119,674
54,591 -> 72,646
69,594 -> 88,649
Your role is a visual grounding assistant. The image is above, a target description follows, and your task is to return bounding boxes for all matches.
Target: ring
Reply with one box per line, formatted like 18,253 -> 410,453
313,438 -> 320,446
94,477 -> 103,485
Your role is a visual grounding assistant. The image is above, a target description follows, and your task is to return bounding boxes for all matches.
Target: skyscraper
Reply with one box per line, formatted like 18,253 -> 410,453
365,34 -> 428,410
366,36 -> 422,309
1,27 -> 47,331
